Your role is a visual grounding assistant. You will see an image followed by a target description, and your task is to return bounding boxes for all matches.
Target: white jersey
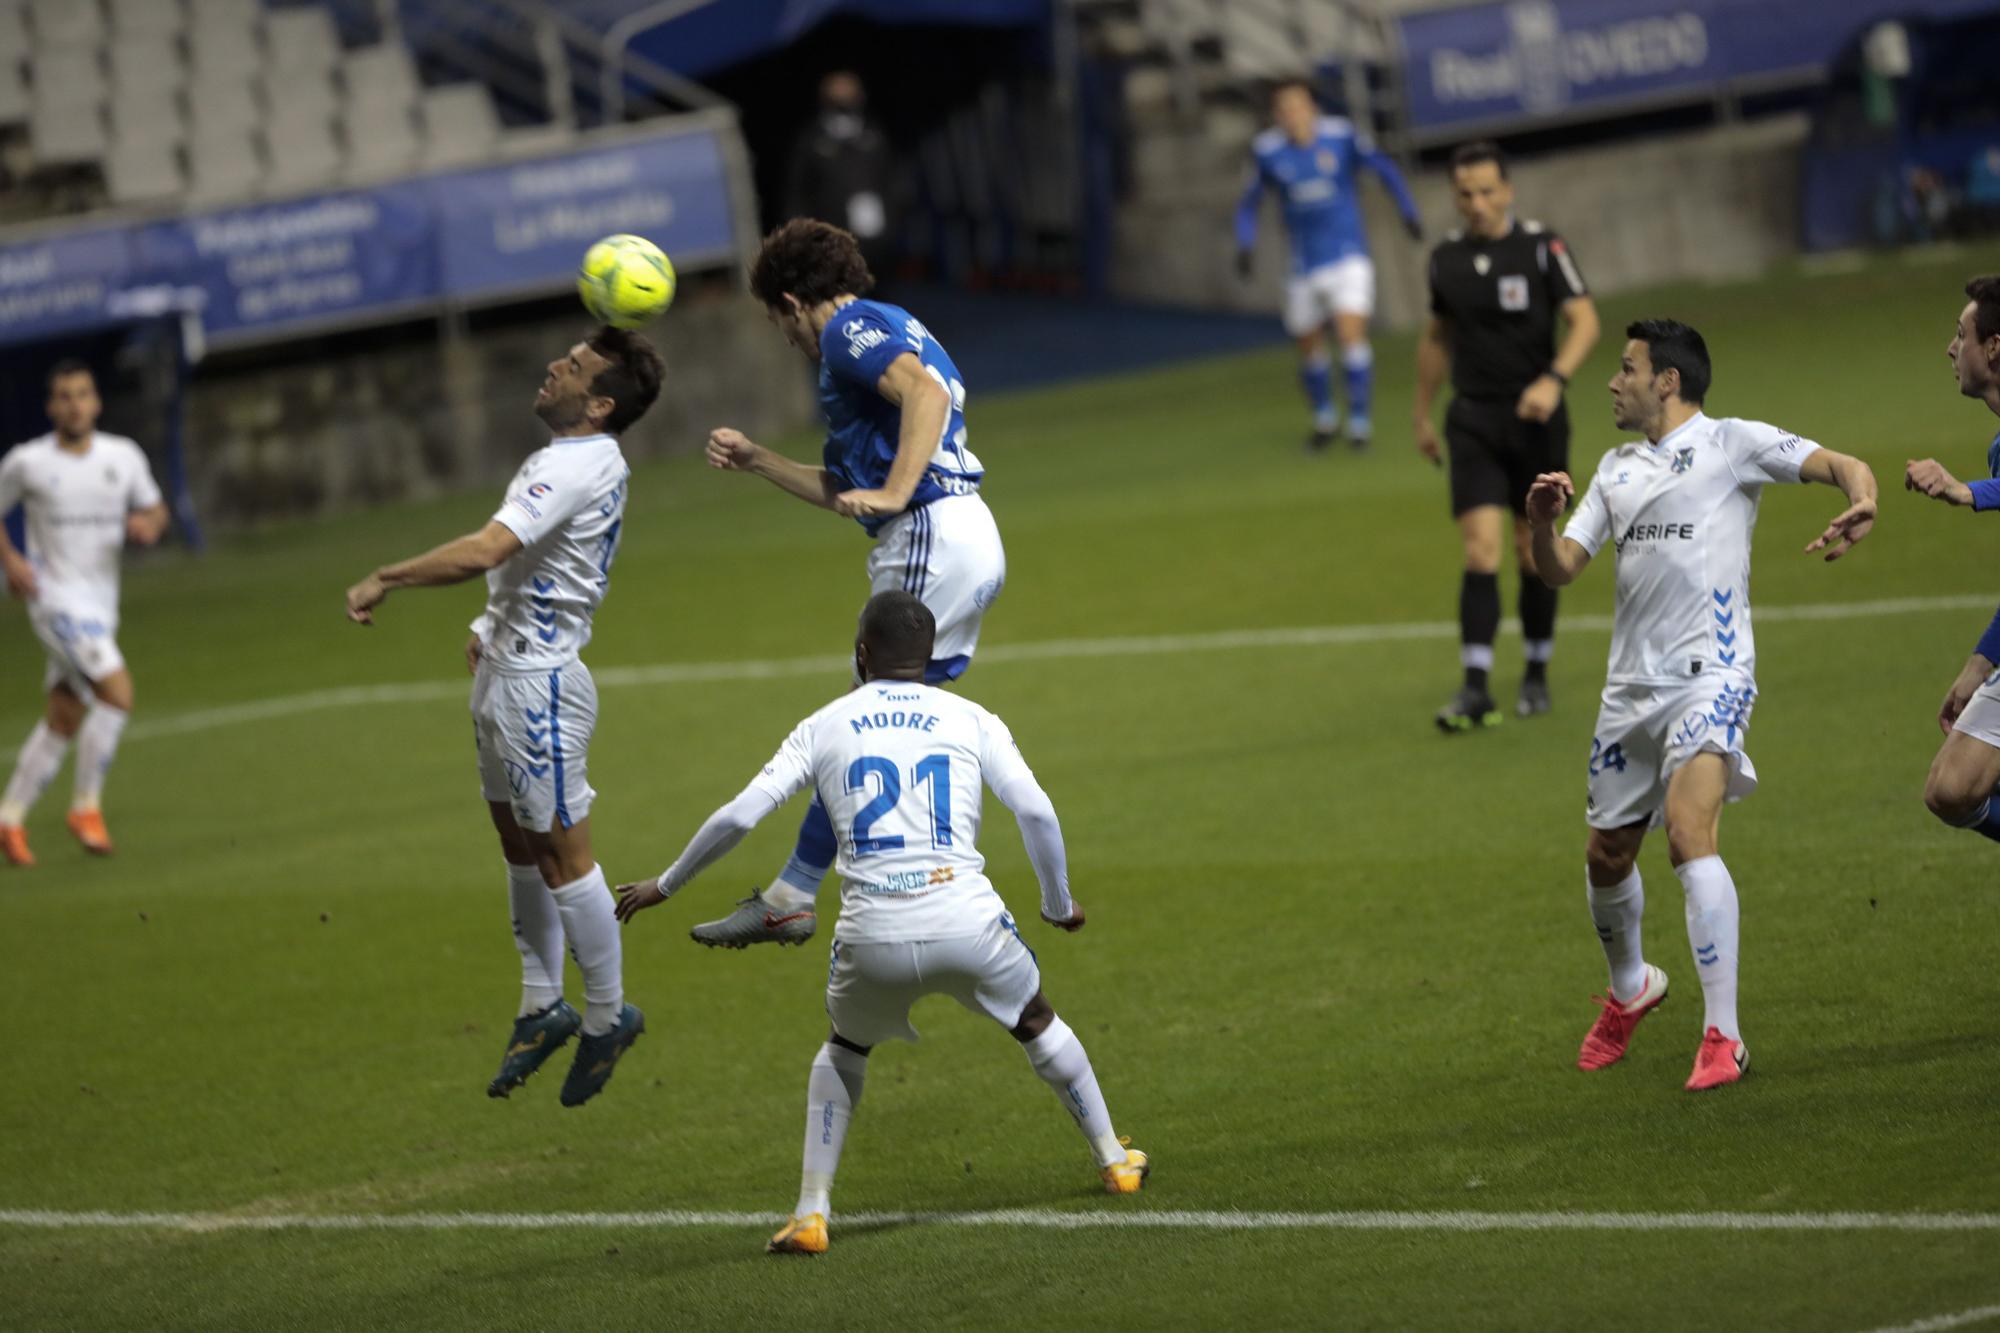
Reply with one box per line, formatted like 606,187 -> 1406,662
1564,413 -> 1819,686
0,433 -> 161,614
473,433 -> 629,673
749,679 -> 1037,944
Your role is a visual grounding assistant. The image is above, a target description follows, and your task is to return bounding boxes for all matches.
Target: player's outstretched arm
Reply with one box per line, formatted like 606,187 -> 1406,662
0,530 -> 34,602
614,785 -> 784,921
1358,143 -> 1423,240
708,428 -> 841,510
1526,472 -> 1592,587
1799,448 -> 1879,561
990,769 -> 1080,930
1905,458 -> 1990,509
830,354 -> 952,521
345,521 -> 523,624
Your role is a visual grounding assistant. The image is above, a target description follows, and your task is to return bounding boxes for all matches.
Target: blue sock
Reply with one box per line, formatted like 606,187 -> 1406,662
1342,343 -> 1374,431
1300,354 -> 1334,426
1953,793 -> 2000,844
774,796 -> 838,899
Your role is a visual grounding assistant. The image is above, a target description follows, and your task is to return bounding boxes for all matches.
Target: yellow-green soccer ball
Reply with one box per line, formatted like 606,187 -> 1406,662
577,234 -> 676,329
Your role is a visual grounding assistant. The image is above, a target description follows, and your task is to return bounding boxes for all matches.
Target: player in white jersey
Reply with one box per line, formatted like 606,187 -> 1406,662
0,361 -> 169,866
691,219 -> 1006,949
1906,275 -> 2000,844
615,592 -> 1147,1255
343,326 -> 662,1107
1527,319 -> 1876,1091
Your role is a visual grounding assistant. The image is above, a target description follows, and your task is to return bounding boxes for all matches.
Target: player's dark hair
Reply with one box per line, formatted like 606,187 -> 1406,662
585,326 -> 665,435
1269,77 -> 1315,102
858,590 -> 936,668
1626,319 -> 1711,406
47,358 -> 93,389
1968,274 -> 2000,345
749,218 -> 874,311
1451,140 -> 1509,179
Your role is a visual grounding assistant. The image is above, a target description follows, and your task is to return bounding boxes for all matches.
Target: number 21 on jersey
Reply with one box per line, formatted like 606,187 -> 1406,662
846,754 -> 954,856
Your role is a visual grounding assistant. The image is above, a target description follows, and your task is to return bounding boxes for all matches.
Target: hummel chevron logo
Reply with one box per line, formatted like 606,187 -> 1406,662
532,577 -> 554,593
525,708 -> 545,724
1716,631 -> 1736,648
1715,609 -> 1734,629
1712,589 -> 1733,607
527,762 -> 549,778
525,728 -> 546,747
537,627 -> 558,644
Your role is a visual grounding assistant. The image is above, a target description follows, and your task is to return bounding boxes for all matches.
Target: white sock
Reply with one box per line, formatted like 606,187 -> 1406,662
548,865 -> 622,1035
1587,866 -> 1647,1001
1675,855 -> 1741,1040
507,862 -> 565,1017
764,875 -> 818,914
1022,1017 -> 1125,1169
72,704 -> 129,812
1,722 -> 70,825
797,1042 -> 868,1218
1525,638 -> 1555,664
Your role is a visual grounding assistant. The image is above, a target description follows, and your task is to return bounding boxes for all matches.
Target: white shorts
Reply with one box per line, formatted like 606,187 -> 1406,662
1951,667 -> 2000,749
471,658 -> 597,832
866,492 -> 1005,682
1283,256 -> 1375,335
31,603 -> 125,694
825,912 -> 1041,1048
1586,672 -> 1759,830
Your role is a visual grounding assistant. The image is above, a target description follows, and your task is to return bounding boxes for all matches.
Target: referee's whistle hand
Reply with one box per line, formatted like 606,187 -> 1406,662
1413,419 -> 1443,466
1515,376 -> 1562,422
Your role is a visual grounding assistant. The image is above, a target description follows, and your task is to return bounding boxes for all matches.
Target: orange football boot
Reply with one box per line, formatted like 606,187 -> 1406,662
1685,1026 -> 1749,1091
66,809 -> 113,856
0,825 -> 32,867
1577,964 -> 1669,1070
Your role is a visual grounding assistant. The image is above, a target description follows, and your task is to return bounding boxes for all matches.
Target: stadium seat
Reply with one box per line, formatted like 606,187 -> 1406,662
260,67 -> 340,123
107,0 -> 184,38
30,47 -> 108,107
108,34 -> 186,95
30,94 -> 108,166
0,59 -> 26,129
188,78 -> 259,136
185,123 -> 261,200
342,44 -> 419,112
29,0 -> 105,49
265,7 -> 340,77
104,139 -> 184,202
188,27 -> 262,81
109,83 -> 185,149
186,0 -> 258,31
343,101 -> 420,179
420,84 -> 499,168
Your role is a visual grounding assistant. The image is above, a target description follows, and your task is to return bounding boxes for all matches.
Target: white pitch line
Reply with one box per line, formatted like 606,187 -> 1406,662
1862,1305 -> 2000,1333
2,1208 -> 1998,1234
3,593 -> 1991,765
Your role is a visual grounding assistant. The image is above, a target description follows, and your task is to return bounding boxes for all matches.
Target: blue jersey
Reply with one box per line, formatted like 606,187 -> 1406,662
819,299 -> 982,537
1235,116 -> 1419,275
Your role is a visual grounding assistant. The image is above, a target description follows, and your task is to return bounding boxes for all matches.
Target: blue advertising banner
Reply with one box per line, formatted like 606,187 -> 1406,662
428,128 -> 736,301
0,120 -> 739,349
1397,0 -> 2000,137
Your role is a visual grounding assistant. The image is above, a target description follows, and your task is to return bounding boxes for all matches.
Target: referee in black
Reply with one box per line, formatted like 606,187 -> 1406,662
1413,140 -> 1600,732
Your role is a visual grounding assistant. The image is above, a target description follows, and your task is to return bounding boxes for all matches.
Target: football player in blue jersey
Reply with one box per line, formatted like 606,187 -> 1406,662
691,218 -> 1006,948
1907,275 -> 2000,844
1235,78 -> 1423,450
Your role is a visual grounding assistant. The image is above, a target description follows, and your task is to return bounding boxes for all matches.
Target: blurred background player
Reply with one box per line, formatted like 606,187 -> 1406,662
343,327 -> 662,1106
615,591 -> 1146,1256
1234,78 -> 1422,451
784,71 -> 900,284
1527,319 -> 1877,1091
0,361 -> 168,866
1414,142 -> 1600,731
693,218 -> 1004,948
1905,275 -> 2000,841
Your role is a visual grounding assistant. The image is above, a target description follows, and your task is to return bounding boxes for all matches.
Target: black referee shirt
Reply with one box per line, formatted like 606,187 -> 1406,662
1427,220 -> 1588,401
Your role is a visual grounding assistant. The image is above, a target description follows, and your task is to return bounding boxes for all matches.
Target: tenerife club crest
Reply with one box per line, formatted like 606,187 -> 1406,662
1671,446 -> 1695,475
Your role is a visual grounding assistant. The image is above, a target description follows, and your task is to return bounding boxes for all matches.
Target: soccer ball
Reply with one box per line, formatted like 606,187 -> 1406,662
577,234 -> 676,329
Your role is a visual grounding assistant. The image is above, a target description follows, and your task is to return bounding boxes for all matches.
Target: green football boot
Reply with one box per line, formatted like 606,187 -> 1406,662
487,998 -> 582,1099
560,1004 -> 646,1107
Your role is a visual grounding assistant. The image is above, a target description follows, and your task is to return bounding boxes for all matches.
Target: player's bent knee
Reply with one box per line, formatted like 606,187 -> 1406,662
1923,768 -> 1987,825
1009,990 -> 1055,1042
829,1029 -> 871,1057
93,670 -> 134,712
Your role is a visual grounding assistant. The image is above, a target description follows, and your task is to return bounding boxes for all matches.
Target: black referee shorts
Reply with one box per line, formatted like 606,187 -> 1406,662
1445,396 -> 1570,518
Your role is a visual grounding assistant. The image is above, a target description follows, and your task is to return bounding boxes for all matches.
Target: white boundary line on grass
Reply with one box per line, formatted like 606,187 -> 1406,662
12,592 -> 1985,765
1863,1305 -> 2000,1333
3,1207 -> 1999,1233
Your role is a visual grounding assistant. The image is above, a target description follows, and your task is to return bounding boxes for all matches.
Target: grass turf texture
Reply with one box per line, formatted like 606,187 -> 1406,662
3,250 -> 1998,1330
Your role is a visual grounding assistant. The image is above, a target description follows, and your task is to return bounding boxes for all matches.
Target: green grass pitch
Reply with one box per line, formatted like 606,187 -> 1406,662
2,250 -> 1998,1330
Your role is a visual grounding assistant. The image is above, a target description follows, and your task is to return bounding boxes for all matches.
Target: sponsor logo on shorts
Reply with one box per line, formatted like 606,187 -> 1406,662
974,577 -> 1003,610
